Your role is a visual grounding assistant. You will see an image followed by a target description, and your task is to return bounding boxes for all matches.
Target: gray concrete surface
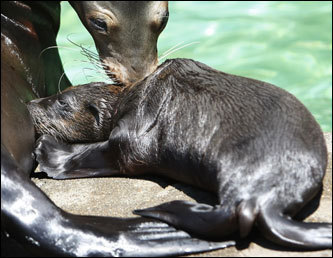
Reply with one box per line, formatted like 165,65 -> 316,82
32,133 -> 332,257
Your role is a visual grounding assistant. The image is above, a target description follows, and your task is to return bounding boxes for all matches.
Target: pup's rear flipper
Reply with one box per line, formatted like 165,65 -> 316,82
134,200 -> 238,239
258,206 -> 332,249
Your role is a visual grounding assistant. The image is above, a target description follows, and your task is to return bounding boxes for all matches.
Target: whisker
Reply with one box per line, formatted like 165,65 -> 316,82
73,59 -> 105,70
66,34 -> 86,49
57,72 -> 67,93
160,41 -> 185,57
66,34 -> 100,60
59,35 -> 123,85
80,48 -> 100,61
62,59 -> 113,84
39,46 -> 79,59
82,67 -> 109,76
82,68 -> 97,82
81,67 -> 113,82
158,41 -> 200,61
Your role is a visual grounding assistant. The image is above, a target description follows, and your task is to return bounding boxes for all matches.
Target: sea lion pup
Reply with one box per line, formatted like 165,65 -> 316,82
31,58 -> 332,250
27,81 -> 236,255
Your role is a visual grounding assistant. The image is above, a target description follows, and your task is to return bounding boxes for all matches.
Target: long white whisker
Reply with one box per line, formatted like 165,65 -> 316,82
82,67 -> 91,82
57,72 -> 67,93
158,41 -> 200,61
39,46 -> 79,58
160,41 -> 185,57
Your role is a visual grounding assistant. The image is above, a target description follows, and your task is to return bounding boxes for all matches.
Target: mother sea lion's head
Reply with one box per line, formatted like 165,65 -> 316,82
70,1 -> 169,86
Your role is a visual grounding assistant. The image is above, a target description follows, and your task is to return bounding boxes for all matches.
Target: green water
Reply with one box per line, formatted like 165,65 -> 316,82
57,1 -> 332,131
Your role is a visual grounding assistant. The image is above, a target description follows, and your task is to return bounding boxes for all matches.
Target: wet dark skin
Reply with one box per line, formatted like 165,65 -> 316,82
32,58 -> 331,250
2,1 -> 232,256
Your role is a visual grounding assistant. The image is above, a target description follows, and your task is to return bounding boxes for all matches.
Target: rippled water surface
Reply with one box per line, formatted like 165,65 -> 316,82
57,1 -> 332,131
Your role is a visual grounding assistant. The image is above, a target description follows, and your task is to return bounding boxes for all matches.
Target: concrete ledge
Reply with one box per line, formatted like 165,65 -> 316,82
32,133 -> 332,257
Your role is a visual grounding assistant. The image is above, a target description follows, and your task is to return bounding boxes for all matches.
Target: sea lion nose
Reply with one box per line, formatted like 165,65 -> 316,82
28,96 -> 53,109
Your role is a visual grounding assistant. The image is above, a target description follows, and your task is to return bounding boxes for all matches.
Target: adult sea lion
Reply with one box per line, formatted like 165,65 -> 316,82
32,58 -> 332,250
2,1 -> 229,256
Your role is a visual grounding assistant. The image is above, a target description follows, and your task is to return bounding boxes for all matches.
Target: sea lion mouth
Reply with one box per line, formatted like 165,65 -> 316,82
107,71 -> 124,87
102,56 -> 160,87
102,64 -> 124,87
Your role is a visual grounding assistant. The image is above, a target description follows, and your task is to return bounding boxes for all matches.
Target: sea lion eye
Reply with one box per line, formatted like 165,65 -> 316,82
58,99 -> 67,106
57,99 -> 70,111
89,17 -> 108,32
87,103 -> 101,126
151,11 -> 169,32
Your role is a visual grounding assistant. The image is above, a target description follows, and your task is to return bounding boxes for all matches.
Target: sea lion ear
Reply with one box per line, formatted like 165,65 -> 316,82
87,103 -> 101,126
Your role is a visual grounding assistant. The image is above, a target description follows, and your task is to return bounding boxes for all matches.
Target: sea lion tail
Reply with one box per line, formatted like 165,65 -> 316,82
257,205 -> 332,249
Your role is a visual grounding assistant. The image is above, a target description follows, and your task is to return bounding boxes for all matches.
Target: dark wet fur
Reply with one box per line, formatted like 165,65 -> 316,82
33,58 -> 331,250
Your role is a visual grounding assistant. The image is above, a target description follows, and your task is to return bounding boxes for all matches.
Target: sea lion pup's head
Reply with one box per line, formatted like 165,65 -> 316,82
27,82 -> 121,143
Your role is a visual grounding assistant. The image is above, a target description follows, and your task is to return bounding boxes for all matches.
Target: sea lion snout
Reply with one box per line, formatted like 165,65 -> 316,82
27,94 -> 62,110
101,55 -> 159,86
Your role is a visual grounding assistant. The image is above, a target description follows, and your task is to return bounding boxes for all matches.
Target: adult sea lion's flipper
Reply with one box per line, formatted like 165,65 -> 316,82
2,145 -> 235,256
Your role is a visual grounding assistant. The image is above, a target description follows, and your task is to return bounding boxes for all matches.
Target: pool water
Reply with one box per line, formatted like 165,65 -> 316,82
57,1 -> 332,131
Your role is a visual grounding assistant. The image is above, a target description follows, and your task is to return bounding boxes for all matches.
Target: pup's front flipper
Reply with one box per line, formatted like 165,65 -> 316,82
34,135 -> 118,179
134,200 -> 239,239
